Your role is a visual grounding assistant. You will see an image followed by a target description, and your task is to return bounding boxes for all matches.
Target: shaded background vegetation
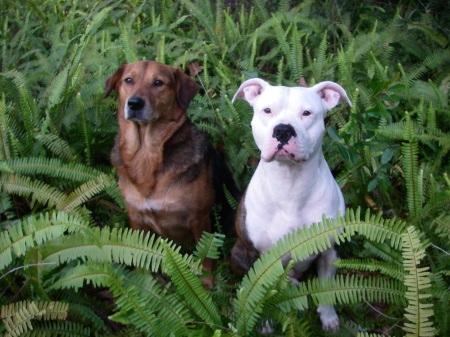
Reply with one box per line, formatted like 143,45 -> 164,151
0,0 -> 449,336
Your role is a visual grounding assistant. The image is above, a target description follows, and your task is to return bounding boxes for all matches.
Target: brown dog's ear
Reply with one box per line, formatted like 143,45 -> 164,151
174,68 -> 199,110
103,65 -> 125,98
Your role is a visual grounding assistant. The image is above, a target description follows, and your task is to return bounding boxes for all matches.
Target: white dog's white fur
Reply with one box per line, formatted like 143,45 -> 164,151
232,78 -> 351,331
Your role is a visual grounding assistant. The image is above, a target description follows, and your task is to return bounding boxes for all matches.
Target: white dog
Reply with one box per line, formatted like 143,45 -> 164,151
230,78 -> 351,331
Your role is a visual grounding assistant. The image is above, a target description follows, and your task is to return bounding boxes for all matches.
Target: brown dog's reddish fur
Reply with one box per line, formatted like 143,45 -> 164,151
104,60 -> 220,287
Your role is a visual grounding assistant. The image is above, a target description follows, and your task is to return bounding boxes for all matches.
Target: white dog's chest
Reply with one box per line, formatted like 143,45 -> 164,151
245,194 -> 314,252
243,161 -> 345,254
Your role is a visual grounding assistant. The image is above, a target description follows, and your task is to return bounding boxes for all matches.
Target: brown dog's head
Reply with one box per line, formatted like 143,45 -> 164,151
104,61 -> 199,123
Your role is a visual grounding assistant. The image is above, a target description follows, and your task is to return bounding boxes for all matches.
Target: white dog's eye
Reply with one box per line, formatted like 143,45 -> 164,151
302,110 -> 312,116
263,108 -> 271,114
154,80 -> 163,86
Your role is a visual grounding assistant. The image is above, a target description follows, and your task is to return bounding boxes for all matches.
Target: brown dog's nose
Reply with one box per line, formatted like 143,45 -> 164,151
127,96 -> 145,111
273,124 -> 297,149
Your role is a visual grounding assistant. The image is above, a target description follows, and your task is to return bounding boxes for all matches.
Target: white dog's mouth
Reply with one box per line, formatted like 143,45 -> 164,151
262,147 -> 306,164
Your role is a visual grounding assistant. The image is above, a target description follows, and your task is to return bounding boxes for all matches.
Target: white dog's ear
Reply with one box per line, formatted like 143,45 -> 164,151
312,81 -> 352,110
232,78 -> 270,105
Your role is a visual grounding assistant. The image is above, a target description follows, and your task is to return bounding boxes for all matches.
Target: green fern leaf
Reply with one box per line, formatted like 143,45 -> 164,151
38,227 -> 202,276
34,133 -> 78,162
274,274 -> 405,312
193,232 -> 225,261
0,173 -> 66,209
24,321 -> 91,337
162,240 -> 222,326
313,31 -> 329,81
47,261 -> 119,291
1,302 -> 41,337
0,93 -> 12,160
39,228 -> 173,273
1,301 -> 69,337
119,21 -> 138,63
401,114 -> 422,216
0,211 -> 92,270
335,258 -> 405,281
109,267 -> 193,337
58,174 -> 114,212
402,226 -> 434,337
5,157 -> 102,182
109,277 -> 167,337
234,208 -> 406,334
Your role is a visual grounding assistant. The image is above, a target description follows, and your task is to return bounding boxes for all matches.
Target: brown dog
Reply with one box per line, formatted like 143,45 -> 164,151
104,60 -> 232,288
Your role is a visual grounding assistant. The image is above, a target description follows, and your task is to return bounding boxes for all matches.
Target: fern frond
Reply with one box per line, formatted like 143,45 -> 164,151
180,0 -> 221,46
0,173 -> 66,209
67,302 -> 107,333
271,309 -> 311,337
252,0 -> 270,22
109,267 -> 193,337
362,240 -> 403,265
75,93 -> 92,165
274,275 -> 405,312
23,321 -> 91,337
45,67 -> 69,111
5,157 -> 102,182
401,114 -> 422,216
39,228 -> 179,273
313,31 -> 329,81
119,20 -> 138,63
34,133 -> 78,162
109,277 -> 167,337
234,208 -> 406,334
0,93 -> 12,160
1,301 -> 69,337
1,301 -> 40,337
162,240 -> 222,326
47,261 -> 119,291
58,174 -> 114,212
0,211 -> 92,270
402,226 -> 434,337
193,232 -> 225,261
335,258 -> 404,281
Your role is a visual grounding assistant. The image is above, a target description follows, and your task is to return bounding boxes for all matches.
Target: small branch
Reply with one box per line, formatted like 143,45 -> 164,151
364,300 -> 400,321
431,244 -> 450,256
0,263 -> 56,280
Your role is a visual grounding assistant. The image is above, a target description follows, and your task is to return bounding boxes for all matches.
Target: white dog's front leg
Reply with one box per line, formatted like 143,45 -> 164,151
316,247 -> 339,331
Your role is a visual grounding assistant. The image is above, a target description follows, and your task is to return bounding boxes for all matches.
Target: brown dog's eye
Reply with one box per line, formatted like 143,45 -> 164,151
264,108 -> 271,114
303,110 -> 312,116
154,80 -> 163,87
124,78 -> 133,84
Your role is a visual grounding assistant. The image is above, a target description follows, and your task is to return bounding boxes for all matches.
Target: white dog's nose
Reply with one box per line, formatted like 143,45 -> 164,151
272,124 -> 296,149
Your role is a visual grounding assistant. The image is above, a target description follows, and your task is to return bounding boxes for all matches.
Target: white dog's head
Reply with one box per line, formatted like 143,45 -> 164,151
232,79 -> 352,164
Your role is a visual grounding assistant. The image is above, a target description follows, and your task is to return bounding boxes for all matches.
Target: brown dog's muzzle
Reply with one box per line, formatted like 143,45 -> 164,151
125,96 -> 153,122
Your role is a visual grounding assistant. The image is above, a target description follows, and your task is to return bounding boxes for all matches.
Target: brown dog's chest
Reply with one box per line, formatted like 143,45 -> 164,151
118,167 -> 214,244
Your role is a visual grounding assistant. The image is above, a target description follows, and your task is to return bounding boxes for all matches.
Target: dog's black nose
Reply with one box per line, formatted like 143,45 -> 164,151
273,124 -> 297,147
127,96 -> 145,111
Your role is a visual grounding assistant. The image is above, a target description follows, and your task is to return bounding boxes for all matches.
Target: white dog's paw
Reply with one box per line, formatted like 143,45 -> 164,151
289,276 -> 300,286
317,305 -> 339,332
260,320 -> 274,335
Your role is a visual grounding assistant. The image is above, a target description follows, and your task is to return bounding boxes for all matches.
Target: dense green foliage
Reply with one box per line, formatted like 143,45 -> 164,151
0,0 -> 448,336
